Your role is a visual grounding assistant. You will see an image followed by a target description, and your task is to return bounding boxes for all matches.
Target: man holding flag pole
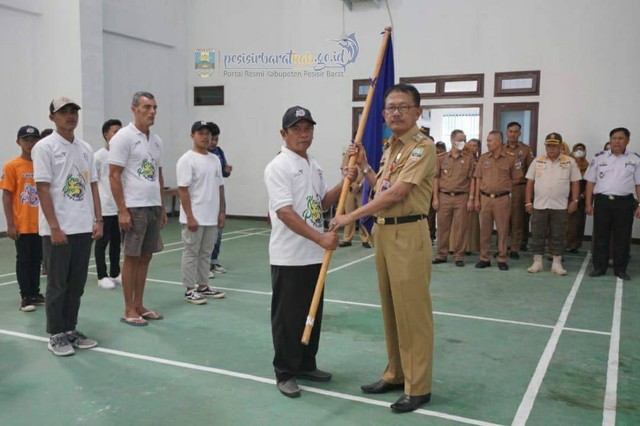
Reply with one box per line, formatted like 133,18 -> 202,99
330,82 -> 436,413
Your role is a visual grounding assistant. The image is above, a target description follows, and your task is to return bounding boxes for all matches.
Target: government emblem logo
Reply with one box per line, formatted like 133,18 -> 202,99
195,49 -> 216,78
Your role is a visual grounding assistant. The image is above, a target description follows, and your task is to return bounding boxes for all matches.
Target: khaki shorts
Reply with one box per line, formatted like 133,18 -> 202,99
122,206 -> 164,256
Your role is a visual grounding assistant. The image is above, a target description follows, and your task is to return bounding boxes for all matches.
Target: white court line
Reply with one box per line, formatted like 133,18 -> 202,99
0,328 -> 503,426
511,252 -> 591,426
0,280 -> 17,287
602,278 -> 623,426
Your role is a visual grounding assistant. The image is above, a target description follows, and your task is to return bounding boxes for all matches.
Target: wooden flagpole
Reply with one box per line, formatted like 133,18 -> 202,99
301,26 -> 392,345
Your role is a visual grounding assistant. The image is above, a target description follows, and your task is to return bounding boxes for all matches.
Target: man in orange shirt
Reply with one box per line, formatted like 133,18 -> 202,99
1,125 -> 43,312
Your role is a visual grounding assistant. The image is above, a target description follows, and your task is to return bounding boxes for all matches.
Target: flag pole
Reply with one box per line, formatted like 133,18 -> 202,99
301,26 -> 392,345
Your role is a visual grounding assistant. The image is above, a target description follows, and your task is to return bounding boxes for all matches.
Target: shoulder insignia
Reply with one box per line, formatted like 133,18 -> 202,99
410,146 -> 425,160
595,151 -> 604,157
506,151 -> 515,156
413,133 -> 427,142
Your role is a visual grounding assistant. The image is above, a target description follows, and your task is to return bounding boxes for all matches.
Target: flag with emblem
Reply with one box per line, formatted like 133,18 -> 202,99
358,32 -> 394,241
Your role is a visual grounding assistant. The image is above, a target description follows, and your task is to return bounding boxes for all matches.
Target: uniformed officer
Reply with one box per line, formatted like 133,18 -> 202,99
426,141 -> 447,242
524,133 -> 581,274
504,122 -> 534,258
338,149 -> 370,248
330,83 -> 435,413
432,129 -> 475,266
566,143 -> 590,252
584,127 -> 640,280
474,130 -> 522,270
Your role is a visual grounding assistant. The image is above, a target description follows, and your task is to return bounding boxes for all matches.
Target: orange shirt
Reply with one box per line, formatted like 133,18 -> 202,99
0,157 -> 39,234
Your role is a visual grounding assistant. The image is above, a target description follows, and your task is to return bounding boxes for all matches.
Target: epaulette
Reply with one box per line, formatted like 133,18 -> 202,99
506,151 -> 515,156
595,151 -> 605,157
413,132 -> 427,142
538,155 -> 547,161
437,151 -> 446,157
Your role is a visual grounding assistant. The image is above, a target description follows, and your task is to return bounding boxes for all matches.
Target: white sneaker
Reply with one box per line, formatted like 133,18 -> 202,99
111,274 -> 122,285
98,277 -> 116,289
184,289 -> 207,305
212,263 -> 226,274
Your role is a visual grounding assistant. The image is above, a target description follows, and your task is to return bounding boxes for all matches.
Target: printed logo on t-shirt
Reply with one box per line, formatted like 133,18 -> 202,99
62,171 -> 87,201
302,194 -> 323,227
20,183 -> 39,206
137,158 -> 157,181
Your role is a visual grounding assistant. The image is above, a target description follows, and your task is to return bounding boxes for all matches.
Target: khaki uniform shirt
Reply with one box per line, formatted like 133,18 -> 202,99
341,150 -> 365,192
435,151 -> 475,193
505,142 -> 534,184
474,149 -> 522,194
525,154 -> 582,210
374,126 -> 436,217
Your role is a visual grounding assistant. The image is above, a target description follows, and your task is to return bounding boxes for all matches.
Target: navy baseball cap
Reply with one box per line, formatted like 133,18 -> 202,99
282,106 -> 316,129
17,125 -> 40,139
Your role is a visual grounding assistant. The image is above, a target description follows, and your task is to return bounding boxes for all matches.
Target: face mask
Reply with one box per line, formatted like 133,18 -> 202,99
573,150 -> 586,158
455,141 -> 466,151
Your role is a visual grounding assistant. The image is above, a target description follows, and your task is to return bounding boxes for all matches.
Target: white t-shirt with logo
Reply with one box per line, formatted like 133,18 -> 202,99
176,150 -> 224,226
108,122 -> 162,208
264,146 -> 328,266
94,147 -> 117,216
32,132 -> 98,236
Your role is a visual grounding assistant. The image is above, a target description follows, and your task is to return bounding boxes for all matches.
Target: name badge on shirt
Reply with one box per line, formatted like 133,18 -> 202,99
380,179 -> 391,192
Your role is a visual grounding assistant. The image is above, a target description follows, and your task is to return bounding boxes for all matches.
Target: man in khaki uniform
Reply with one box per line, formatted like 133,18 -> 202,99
525,132 -> 581,274
474,130 -> 522,270
432,129 -> 475,266
338,151 -> 370,248
504,122 -> 534,258
330,84 -> 435,413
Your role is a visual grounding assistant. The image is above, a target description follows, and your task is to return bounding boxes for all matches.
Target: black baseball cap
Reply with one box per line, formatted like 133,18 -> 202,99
191,120 -> 216,134
17,125 -> 40,139
282,106 -> 316,129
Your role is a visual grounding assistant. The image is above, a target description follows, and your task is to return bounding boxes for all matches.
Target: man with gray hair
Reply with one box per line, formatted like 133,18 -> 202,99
109,91 -> 166,326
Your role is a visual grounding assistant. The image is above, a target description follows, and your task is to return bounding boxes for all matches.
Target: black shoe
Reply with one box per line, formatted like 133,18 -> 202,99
465,251 -> 472,255
498,262 -> 509,271
615,271 -> 630,281
390,393 -> 432,413
567,248 -> 579,254
455,260 -> 464,267
589,269 -> 606,277
31,293 -> 45,305
509,251 -> 520,260
296,369 -> 332,382
361,379 -> 404,394
338,241 -> 352,247
362,242 -> 372,248
493,252 -> 499,258
475,260 -> 491,269
520,244 -> 528,252
432,258 -> 447,264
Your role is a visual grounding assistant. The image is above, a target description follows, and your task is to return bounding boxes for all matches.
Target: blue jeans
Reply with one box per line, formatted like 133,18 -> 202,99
210,228 -> 222,265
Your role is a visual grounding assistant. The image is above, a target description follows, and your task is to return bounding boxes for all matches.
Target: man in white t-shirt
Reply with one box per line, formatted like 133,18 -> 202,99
109,91 -> 166,326
264,106 -> 356,398
94,119 -> 122,290
33,97 -> 103,356
177,121 -> 226,305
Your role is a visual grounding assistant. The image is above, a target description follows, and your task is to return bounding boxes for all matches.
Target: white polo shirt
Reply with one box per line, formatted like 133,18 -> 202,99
525,153 -> 582,210
584,150 -> 640,196
32,131 -> 98,236
176,149 -> 224,226
264,146 -> 328,266
94,147 -> 117,216
108,122 -> 162,208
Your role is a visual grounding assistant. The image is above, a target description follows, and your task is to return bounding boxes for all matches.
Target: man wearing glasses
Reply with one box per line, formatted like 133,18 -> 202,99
330,84 -> 436,413
264,106 -> 356,398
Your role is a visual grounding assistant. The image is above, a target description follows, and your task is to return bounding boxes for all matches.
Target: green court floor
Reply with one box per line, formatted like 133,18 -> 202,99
0,218 -> 637,425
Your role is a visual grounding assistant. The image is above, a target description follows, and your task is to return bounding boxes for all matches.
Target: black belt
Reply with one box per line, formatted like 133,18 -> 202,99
375,214 -> 426,225
439,190 -> 468,196
481,191 -> 510,199
595,194 -> 634,201
513,182 -> 527,187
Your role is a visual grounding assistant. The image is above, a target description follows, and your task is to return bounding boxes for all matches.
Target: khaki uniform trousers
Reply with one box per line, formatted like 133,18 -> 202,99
509,184 -> 526,252
372,220 -> 433,396
466,210 -> 480,252
436,194 -> 469,260
480,195 -> 511,262
343,190 -> 367,243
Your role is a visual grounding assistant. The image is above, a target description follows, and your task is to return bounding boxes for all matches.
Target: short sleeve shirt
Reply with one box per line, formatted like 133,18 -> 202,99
32,132 -> 98,236
176,150 -> 224,226
525,154 -> 582,209
584,150 -> 640,196
374,126 -> 436,217
435,151 -> 475,193
264,146 -> 329,266
0,157 -> 39,233
474,150 -> 522,194
108,123 -> 163,207
94,147 -> 117,216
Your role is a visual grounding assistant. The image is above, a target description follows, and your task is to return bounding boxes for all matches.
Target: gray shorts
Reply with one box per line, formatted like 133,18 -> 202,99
122,206 -> 164,257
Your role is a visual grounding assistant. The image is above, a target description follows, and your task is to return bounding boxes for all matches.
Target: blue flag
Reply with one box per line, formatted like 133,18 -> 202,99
359,33 -> 394,239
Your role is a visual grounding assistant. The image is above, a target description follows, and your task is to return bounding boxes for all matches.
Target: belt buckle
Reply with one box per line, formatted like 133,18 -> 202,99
490,194 -> 496,198
608,195 -> 615,200
376,217 -> 385,225
449,192 -> 455,196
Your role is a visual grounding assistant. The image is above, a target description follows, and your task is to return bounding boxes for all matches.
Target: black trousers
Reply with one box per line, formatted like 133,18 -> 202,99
15,233 -> 43,298
592,194 -> 635,273
94,215 -> 121,279
271,264 -> 323,382
44,233 -> 93,335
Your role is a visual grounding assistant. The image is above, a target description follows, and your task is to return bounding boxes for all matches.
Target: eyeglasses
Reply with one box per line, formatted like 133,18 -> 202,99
383,104 -> 417,114
288,125 -> 314,134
